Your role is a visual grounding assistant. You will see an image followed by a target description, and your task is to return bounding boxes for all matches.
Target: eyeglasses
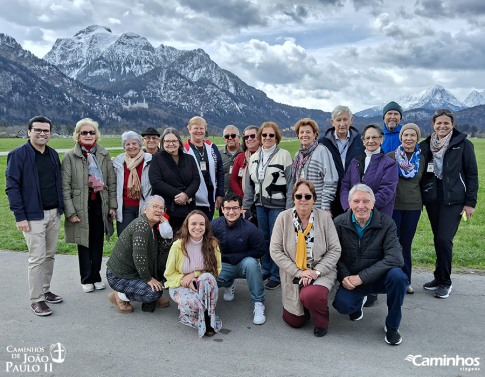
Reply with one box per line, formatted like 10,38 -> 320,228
262,133 -> 275,138
164,140 -> 179,145
434,109 -> 453,117
224,134 -> 237,139
152,204 -> 165,211
243,134 -> 257,140
364,136 -> 381,141
32,128 -> 51,135
294,194 -> 313,200
80,130 -> 96,136
223,206 -> 240,212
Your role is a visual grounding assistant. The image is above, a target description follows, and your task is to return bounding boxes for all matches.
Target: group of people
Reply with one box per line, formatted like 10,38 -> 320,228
5,102 -> 478,343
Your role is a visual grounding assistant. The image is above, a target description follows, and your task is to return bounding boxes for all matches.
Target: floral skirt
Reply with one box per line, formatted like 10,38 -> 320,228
169,273 -> 222,337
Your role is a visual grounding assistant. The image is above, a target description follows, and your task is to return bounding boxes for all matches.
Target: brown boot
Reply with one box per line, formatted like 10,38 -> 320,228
108,291 -> 134,314
156,295 -> 170,308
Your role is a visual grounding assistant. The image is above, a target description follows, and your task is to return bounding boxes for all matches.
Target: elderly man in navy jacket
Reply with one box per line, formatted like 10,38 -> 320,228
5,116 -> 64,316
211,193 -> 267,325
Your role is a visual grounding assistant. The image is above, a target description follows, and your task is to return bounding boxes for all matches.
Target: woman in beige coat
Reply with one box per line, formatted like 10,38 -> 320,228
61,119 -> 117,293
270,180 -> 341,337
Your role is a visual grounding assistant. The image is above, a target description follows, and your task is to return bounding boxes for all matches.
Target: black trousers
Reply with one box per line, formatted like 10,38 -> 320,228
425,202 -> 463,286
116,205 -> 139,237
77,198 -> 105,284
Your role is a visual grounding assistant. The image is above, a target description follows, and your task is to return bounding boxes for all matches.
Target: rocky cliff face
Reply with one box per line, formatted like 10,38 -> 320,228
42,25 -> 331,129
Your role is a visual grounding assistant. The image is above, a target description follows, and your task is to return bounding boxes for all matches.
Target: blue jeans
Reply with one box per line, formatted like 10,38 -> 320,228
392,209 -> 421,283
217,258 -> 265,304
332,268 -> 408,329
256,206 -> 283,283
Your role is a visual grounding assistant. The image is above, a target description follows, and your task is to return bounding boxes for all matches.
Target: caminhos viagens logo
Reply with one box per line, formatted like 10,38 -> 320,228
405,354 -> 480,373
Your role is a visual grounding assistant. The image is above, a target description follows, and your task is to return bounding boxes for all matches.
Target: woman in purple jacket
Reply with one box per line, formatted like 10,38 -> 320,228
340,124 -> 398,217
339,124 -> 398,307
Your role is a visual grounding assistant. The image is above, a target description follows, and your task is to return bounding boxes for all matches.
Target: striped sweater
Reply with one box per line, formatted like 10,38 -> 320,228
290,144 -> 339,211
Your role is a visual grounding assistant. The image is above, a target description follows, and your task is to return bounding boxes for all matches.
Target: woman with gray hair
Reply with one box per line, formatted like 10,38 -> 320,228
149,128 -> 200,234
106,195 -> 172,313
113,131 -> 152,236
61,118 -> 117,293
340,124 -> 398,217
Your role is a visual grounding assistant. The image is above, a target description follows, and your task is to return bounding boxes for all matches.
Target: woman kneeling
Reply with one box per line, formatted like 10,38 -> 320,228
271,181 -> 341,337
106,195 -> 171,313
165,210 -> 222,337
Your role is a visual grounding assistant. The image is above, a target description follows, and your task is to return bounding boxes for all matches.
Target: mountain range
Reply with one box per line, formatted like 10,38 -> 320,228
1,25 -> 485,133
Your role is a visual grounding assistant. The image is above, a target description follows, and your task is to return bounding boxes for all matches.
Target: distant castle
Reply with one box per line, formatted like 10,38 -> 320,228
123,98 -> 148,110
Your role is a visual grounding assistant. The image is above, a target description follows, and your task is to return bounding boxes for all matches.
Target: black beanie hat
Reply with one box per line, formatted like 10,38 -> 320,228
382,101 -> 403,119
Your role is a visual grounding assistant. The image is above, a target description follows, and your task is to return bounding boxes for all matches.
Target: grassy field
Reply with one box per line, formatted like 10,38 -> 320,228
1,138 -> 484,270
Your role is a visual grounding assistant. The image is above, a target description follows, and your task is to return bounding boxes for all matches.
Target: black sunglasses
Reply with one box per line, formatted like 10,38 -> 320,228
224,134 -> 237,139
80,130 -> 96,136
262,133 -> 275,138
294,194 -> 313,200
434,109 -> 453,117
243,134 -> 257,140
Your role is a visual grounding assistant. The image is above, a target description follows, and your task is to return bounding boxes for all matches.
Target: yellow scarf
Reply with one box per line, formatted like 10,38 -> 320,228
296,222 -> 312,270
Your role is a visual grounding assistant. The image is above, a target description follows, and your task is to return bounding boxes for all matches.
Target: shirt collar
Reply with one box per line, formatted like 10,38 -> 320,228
334,130 -> 350,142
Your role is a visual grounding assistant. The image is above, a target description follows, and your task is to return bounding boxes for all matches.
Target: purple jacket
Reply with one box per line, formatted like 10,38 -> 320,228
340,151 -> 398,217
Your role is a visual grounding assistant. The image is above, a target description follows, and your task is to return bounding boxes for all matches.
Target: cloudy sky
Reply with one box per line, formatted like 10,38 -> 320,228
1,0 -> 485,112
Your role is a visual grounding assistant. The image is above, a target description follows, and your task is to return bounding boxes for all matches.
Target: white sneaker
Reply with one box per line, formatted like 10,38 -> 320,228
94,282 -> 106,290
82,284 -> 94,293
224,280 -> 237,301
253,302 -> 266,325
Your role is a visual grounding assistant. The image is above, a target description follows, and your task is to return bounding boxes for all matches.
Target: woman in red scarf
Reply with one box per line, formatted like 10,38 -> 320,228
61,119 -> 117,293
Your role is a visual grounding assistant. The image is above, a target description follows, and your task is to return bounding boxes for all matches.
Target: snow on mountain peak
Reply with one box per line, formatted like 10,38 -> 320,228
73,25 -> 112,38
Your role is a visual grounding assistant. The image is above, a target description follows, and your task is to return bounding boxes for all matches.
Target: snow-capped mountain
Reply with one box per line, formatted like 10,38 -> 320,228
41,25 -> 331,129
463,90 -> 485,108
355,85 -> 466,117
44,25 -> 185,90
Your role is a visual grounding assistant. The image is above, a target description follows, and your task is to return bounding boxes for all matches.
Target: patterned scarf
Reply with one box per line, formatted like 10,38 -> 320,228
291,140 -> 318,182
80,142 -> 105,199
430,131 -> 452,179
293,208 -> 314,270
395,144 -> 420,179
124,150 -> 145,200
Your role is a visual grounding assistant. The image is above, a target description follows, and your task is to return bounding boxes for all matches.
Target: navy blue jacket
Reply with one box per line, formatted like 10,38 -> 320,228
210,216 -> 267,265
318,126 -> 365,181
5,141 -> 64,222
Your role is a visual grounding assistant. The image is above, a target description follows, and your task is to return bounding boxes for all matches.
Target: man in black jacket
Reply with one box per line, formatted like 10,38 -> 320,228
211,193 -> 267,325
318,105 -> 364,216
332,184 -> 408,345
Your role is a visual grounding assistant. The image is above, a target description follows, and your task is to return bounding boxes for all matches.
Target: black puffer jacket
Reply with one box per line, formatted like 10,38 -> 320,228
333,209 -> 403,284
419,128 -> 478,207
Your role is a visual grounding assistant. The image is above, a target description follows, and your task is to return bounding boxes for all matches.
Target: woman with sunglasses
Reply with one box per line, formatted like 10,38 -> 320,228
243,122 -> 293,290
149,128 -> 200,235
112,131 -> 153,236
230,126 -> 260,223
270,180 -> 341,337
420,109 -> 478,299
61,118 -> 117,293
290,118 -> 338,216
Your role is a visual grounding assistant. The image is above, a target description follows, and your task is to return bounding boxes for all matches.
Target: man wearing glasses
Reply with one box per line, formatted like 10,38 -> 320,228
219,125 -> 242,197
211,193 -> 267,325
141,127 -> 161,155
381,101 -> 403,153
6,116 -> 64,316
